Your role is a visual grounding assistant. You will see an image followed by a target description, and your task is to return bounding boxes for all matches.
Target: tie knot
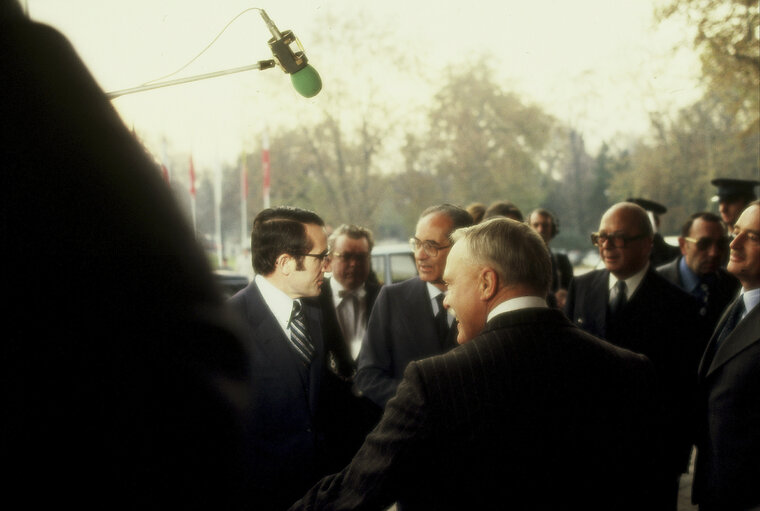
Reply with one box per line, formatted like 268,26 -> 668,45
616,280 -> 626,293
435,293 -> 445,310
291,299 -> 303,321
339,289 -> 355,299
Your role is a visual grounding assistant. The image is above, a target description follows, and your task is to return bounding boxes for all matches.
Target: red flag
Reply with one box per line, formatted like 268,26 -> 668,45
160,164 -> 170,183
189,156 -> 196,197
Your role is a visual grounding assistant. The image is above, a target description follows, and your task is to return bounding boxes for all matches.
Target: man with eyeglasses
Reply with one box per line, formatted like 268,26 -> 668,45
319,224 -> 382,363
311,224 -> 384,448
356,204 -> 473,409
657,212 -> 740,332
228,207 -> 363,509
565,202 -> 708,510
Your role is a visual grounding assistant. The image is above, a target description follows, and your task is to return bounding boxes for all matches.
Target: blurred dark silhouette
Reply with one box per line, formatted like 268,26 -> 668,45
2,3 -> 253,508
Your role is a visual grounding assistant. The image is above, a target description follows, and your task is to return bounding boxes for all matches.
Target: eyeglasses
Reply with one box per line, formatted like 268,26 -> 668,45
590,232 -> 647,248
332,251 -> 370,263
409,237 -> 451,257
684,236 -> 729,251
729,230 -> 760,244
297,249 -> 330,264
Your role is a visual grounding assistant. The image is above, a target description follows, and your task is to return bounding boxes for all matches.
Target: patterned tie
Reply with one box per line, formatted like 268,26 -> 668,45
716,297 -> 745,347
435,294 -> 449,345
608,280 -> 627,318
704,297 -> 746,369
289,300 -> 315,364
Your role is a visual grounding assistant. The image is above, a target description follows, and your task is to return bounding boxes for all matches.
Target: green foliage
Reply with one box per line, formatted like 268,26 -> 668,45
657,0 -> 759,138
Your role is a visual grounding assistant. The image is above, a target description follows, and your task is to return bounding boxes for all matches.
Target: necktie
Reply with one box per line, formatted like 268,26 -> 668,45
609,280 -> 627,317
338,290 -> 359,340
716,297 -> 745,346
435,294 -> 449,344
289,300 -> 315,364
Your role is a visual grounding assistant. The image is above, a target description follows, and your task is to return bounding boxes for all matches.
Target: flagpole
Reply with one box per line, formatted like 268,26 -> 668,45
214,159 -> 224,268
262,129 -> 270,208
240,153 -> 249,249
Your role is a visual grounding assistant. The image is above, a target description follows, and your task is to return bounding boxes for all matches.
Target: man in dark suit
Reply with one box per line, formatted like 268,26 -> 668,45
4,5 -> 253,509
528,208 -> 574,308
319,224 -> 382,365
355,204 -> 473,409
657,212 -> 739,332
693,201 -> 760,510
228,207 -> 361,510
313,223 -> 384,434
565,202 -> 707,509
289,217 -> 661,510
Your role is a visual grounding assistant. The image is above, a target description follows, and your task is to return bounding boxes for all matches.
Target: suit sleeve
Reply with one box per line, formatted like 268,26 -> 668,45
557,253 -> 574,290
355,286 -> 402,408
564,277 -> 577,319
288,363 -> 433,510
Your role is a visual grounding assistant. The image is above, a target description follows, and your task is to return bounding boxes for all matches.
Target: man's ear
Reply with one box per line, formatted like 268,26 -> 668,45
276,253 -> 296,276
677,236 -> 688,256
480,267 -> 498,301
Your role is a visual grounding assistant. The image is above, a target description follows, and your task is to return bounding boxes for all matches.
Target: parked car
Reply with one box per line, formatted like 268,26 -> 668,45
371,242 -> 417,285
213,269 -> 250,299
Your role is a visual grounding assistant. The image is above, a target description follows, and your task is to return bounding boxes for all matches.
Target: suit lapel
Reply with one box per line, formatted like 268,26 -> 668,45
246,283 -> 311,394
403,278 -> 440,353
304,301 -> 324,415
702,302 -> 760,378
589,270 -> 610,336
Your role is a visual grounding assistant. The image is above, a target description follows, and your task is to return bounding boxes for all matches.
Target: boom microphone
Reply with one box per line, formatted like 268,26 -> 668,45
259,10 -> 322,98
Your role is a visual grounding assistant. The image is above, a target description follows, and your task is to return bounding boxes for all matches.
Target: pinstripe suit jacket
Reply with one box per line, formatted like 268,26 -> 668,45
290,307 -> 661,510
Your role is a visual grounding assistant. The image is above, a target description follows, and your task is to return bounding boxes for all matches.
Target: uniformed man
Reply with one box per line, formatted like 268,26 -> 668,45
710,178 -> 759,232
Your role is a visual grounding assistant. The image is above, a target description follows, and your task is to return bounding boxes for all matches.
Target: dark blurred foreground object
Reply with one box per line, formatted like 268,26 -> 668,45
1,4 -> 253,509
627,197 -> 680,267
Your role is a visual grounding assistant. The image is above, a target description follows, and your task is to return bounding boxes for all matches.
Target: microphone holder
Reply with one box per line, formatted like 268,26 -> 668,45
106,59 -> 276,99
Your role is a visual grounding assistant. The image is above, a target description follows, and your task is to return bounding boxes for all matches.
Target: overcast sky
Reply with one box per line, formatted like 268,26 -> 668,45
27,0 -> 703,172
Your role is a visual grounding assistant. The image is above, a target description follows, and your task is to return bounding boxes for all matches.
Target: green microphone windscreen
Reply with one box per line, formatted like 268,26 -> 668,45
290,65 -> 322,98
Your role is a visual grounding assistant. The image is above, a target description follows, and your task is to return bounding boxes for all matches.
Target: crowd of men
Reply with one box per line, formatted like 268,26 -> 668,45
226,179 -> 758,510
6,5 -> 759,510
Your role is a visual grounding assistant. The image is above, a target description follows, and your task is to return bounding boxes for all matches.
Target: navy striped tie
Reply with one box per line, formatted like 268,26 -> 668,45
289,300 -> 315,364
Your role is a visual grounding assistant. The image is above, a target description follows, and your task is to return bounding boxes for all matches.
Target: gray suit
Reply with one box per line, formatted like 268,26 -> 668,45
693,297 -> 760,510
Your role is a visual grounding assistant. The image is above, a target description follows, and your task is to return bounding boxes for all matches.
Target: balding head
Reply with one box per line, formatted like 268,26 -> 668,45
596,203 -> 654,279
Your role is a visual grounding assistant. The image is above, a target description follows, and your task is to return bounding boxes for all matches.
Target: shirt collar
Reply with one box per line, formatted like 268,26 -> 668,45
608,263 -> 649,299
741,287 -> 760,315
255,274 -> 296,333
426,281 -> 445,301
487,296 -> 548,322
678,256 -> 701,293
330,277 -> 366,303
